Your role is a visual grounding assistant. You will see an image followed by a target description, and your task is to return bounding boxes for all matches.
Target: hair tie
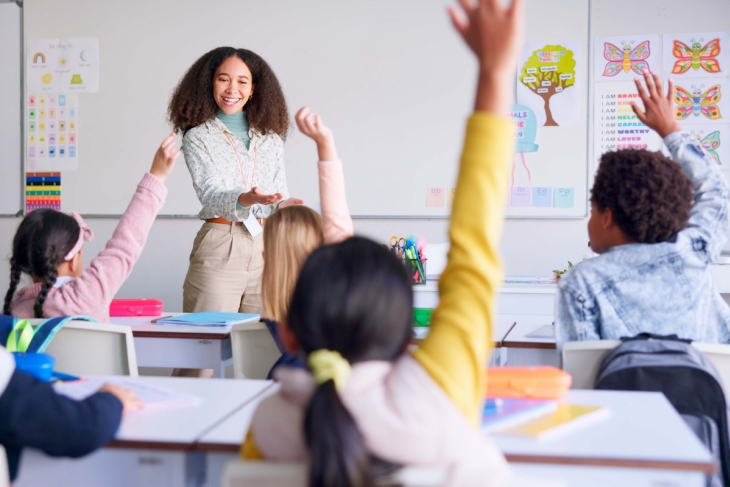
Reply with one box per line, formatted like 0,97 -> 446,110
308,349 -> 351,390
64,212 -> 94,261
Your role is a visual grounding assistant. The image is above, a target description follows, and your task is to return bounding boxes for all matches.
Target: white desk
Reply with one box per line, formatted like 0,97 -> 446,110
15,377 -> 275,487
501,317 -> 559,367
111,314 -> 263,378
193,387 -> 715,487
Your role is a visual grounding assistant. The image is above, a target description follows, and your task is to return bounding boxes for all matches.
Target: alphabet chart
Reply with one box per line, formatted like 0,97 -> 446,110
27,93 -> 79,172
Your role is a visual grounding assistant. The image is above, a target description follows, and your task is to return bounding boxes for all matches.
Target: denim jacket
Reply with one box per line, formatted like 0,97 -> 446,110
555,131 -> 730,348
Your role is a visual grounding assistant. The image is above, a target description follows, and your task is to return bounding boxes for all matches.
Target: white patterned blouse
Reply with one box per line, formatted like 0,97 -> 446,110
182,117 -> 289,221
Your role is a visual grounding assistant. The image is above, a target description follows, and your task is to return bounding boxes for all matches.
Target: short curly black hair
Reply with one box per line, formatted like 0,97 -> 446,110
591,149 -> 693,244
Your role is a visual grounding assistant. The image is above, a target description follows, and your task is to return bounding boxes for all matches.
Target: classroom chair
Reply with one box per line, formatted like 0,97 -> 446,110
0,445 -> 7,487
230,321 -> 281,379
222,461 -> 564,487
563,340 -> 730,390
29,319 -> 139,377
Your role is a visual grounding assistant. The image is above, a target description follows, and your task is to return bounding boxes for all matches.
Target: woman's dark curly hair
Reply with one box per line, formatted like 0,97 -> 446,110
591,149 -> 694,244
168,47 -> 289,137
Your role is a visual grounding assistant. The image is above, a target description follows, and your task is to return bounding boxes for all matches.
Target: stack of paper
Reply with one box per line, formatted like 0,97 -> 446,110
54,377 -> 201,412
155,312 -> 260,327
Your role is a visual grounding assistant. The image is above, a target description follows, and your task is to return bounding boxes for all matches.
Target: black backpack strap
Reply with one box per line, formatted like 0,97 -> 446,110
619,332 -> 692,344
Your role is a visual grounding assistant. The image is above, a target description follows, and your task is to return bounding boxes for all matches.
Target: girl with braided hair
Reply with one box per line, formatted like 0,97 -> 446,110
4,134 -> 179,320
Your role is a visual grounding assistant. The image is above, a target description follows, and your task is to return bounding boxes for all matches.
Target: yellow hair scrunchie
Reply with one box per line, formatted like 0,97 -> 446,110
308,349 -> 351,390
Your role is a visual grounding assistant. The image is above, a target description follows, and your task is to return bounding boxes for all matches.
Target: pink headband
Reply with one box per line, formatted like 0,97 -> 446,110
64,212 -> 94,261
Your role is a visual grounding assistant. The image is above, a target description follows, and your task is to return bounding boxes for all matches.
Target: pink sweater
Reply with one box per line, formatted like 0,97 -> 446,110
318,160 -> 353,244
11,173 -> 167,321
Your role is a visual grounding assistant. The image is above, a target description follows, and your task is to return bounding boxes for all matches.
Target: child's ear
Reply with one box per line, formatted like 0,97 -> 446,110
602,207 -> 615,229
277,319 -> 300,354
68,250 -> 82,275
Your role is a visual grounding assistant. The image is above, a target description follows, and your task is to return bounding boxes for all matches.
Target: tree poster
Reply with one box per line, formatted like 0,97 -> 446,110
517,41 -> 581,127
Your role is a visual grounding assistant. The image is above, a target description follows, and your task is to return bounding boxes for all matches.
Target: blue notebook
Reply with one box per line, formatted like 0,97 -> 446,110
482,398 -> 557,433
154,312 -> 260,327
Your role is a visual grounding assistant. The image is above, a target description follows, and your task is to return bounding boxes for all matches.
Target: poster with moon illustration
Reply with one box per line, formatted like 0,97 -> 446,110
26,38 -> 99,93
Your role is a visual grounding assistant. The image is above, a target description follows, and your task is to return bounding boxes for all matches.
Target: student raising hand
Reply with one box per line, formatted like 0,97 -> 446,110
449,0 -> 524,115
295,107 -> 338,162
631,70 -> 682,139
149,132 -> 181,182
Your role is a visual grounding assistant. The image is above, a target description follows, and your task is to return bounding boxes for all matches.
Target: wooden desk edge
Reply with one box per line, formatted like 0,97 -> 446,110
501,341 -> 557,350
505,454 -> 715,473
132,331 -> 231,339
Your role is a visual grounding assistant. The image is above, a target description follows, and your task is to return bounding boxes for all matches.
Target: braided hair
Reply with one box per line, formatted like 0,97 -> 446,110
4,209 -> 80,317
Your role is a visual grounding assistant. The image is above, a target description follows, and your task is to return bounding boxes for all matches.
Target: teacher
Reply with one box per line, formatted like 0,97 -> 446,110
169,47 -> 301,314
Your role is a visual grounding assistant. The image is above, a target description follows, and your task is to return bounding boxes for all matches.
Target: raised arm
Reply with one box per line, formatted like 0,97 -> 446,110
413,0 -> 523,426
295,107 -> 354,244
631,70 -> 730,261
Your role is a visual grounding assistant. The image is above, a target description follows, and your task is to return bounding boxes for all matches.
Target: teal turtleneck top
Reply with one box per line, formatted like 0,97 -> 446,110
216,109 -> 251,149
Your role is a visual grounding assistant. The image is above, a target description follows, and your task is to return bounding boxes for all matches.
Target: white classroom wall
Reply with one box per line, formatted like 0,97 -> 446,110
0,217 -> 588,311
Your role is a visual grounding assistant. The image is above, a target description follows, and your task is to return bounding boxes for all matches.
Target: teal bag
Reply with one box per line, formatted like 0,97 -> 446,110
0,315 -> 97,353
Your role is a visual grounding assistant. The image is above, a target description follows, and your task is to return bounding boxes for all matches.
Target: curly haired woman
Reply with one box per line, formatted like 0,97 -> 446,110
169,47 -> 302,315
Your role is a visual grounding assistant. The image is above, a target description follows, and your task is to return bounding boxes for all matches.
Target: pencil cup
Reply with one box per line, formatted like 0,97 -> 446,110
402,257 -> 427,285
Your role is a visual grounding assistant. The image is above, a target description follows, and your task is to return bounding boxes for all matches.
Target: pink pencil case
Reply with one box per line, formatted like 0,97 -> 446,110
109,299 -> 164,317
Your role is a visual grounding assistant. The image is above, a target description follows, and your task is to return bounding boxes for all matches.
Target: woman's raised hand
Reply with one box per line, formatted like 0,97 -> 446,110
295,107 -> 338,161
150,133 -> 180,182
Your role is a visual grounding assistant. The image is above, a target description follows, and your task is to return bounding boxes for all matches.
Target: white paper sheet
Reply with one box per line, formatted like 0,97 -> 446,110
594,34 -> 661,82
663,32 -> 730,80
54,377 -> 201,412
26,38 -> 99,93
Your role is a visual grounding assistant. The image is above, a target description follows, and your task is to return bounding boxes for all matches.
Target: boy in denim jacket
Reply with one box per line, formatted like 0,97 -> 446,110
556,70 -> 730,348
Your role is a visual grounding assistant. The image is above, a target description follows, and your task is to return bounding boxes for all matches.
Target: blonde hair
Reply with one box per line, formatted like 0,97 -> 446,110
261,206 -> 324,322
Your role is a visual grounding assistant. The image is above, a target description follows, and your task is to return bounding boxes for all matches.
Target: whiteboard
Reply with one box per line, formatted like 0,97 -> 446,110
23,0 -> 590,218
0,2 -> 22,216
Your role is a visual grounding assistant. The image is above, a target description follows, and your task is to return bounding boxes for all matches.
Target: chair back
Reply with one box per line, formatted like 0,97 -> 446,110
37,320 -> 138,376
230,321 -> 281,379
561,340 -> 620,389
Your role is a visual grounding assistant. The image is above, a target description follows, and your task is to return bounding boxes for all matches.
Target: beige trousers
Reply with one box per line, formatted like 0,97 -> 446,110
182,222 -> 264,314
176,222 -> 263,378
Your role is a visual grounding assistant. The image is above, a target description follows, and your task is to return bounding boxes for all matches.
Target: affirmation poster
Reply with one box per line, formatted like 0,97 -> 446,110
594,35 -> 661,81
671,79 -> 729,124
662,32 -> 730,80
594,81 -> 663,160
27,93 -> 79,172
26,38 -> 99,93
517,41 -> 581,127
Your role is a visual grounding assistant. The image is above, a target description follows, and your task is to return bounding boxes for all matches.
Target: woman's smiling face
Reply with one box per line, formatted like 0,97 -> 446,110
213,56 -> 254,114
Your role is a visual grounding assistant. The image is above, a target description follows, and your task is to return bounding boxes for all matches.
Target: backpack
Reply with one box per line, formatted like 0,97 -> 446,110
0,314 -> 96,353
594,333 -> 729,487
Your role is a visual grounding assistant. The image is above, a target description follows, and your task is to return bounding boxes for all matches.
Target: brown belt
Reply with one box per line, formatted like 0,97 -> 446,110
206,217 -> 266,226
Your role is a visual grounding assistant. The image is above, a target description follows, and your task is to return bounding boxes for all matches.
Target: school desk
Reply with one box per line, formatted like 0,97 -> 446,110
111,314 -> 236,378
14,377 -> 276,487
501,317 -> 559,367
194,388 -> 716,487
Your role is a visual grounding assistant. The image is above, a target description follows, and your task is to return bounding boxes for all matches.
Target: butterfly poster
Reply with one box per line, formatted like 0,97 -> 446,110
663,32 -> 730,79
680,124 -> 730,170
672,79 -> 729,124
594,35 -> 661,81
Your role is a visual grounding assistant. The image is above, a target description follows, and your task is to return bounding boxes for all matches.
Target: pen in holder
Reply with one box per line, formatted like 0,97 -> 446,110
402,253 -> 427,285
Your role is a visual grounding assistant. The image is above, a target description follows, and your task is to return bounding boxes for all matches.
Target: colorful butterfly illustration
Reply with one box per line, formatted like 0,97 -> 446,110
602,41 -> 650,76
674,84 -> 722,120
672,38 -> 721,74
693,131 -> 722,164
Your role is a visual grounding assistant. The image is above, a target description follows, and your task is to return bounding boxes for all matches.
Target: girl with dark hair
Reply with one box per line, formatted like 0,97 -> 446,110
169,47 -> 302,315
4,134 -> 179,319
242,1 -> 524,485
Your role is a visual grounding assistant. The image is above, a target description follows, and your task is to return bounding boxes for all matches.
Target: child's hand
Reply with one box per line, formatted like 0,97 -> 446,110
279,197 -> 304,209
150,133 -> 180,182
631,70 -> 681,139
295,107 -> 338,161
449,0 -> 524,76
99,384 -> 143,414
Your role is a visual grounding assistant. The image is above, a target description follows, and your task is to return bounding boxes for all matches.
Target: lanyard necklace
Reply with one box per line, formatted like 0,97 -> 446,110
223,131 -> 257,191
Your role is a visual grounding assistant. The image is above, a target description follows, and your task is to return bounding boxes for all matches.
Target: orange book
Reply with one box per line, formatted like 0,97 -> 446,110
486,366 -> 572,399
